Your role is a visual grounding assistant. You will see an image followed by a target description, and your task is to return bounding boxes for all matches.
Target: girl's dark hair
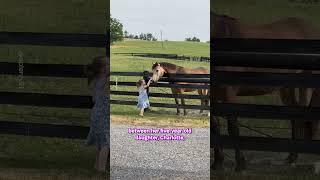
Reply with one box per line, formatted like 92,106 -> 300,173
86,56 -> 108,86
136,79 -> 144,88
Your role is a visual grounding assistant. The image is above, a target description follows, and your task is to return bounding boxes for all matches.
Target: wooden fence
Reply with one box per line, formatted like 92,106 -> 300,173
113,52 -> 210,62
110,72 -> 210,110
0,31 -> 108,139
211,38 -> 320,154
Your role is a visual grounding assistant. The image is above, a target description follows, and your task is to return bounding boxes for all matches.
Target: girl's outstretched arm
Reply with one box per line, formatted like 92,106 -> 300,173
144,79 -> 152,89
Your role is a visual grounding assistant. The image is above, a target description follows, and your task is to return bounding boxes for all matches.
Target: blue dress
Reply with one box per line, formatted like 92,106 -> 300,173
137,87 -> 150,109
86,76 -> 110,149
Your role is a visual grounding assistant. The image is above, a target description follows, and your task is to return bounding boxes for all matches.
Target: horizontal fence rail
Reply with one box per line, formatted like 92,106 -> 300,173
213,103 -> 320,121
110,100 -> 210,110
0,62 -> 86,78
0,91 -> 92,109
214,71 -> 320,87
113,52 -> 210,62
212,135 -> 320,154
212,38 -> 320,53
111,71 -> 210,78
213,51 -> 320,70
0,91 -> 209,110
0,32 -> 108,47
0,121 -> 89,139
111,91 -> 209,99
110,81 -> 210,89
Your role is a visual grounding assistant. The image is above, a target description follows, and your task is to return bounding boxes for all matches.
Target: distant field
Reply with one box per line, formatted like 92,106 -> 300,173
112,38 -> 210,57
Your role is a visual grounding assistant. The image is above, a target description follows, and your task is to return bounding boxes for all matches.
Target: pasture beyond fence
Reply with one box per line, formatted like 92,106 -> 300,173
110,72 -> 210,110
211,38 -> 320,155
113,52 -> 211,62
0,31 -> 108,139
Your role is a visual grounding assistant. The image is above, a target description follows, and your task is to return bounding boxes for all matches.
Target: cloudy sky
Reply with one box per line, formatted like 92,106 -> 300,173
111,0 -> 210,42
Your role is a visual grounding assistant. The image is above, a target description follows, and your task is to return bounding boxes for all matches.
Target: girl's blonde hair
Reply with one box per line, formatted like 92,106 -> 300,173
86,56 -> 109,86
136,79 -> 145,88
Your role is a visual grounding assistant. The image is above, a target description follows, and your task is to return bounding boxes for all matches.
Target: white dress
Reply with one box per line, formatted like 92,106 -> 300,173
137,87 -> 150,109
86,76 -> 109,148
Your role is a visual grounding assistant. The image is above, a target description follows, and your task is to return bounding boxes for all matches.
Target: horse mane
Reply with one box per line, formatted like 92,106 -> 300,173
152,62 -> 182,71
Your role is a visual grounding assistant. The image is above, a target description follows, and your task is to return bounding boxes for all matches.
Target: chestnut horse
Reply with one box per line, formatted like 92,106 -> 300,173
212,13 -> 319,171
151,62 -> 209,115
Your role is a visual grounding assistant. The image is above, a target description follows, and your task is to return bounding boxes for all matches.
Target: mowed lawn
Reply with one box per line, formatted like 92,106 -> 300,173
0,1 -> 108,179
110,39 -> 210,126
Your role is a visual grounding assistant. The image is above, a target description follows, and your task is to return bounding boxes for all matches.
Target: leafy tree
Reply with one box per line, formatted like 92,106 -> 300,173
185,36 -> 200,42
110,15 -> 124,44
124,30 -> 129,38
192,37 -> 200,42
129,34 -> 134,39
139,33 -> 144,40
124,31 -> 157,41
146,33 -> 153,41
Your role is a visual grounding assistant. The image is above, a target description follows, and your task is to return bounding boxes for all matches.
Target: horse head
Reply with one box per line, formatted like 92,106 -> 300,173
151,62 -> 166,83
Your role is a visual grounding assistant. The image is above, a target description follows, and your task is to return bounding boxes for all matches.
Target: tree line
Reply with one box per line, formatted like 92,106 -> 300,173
124,31 -> 158,41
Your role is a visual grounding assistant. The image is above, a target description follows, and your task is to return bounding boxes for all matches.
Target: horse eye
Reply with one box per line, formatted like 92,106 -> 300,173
156,70 -> 159,72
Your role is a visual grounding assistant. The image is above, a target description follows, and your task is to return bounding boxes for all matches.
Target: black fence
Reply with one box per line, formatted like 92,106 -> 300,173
0,31 -> 108,139
110,72 -> 210,110
211,38 -> 320,154
113,53 -> 210,62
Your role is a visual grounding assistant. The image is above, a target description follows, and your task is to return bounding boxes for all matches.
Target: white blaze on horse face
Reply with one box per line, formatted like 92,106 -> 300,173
152,65 -> 164,82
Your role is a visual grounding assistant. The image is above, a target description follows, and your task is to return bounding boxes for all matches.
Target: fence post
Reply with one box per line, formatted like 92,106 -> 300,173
115,77 -> 118,90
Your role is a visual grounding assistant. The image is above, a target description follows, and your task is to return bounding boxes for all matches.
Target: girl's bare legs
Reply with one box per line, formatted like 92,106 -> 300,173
139,108 -> 144,116
96,146 -> 110,172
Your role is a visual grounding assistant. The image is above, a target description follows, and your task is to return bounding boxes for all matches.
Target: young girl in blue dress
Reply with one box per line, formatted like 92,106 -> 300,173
136,79 -> 152,116
86,56 -> 110,172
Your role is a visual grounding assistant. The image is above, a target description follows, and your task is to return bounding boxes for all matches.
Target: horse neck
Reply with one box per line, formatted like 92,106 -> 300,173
162,66 -> 180,76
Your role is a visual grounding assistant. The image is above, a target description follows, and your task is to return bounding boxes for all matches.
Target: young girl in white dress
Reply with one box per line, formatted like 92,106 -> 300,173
86,56 -> 110,172
136,79 -> 152,116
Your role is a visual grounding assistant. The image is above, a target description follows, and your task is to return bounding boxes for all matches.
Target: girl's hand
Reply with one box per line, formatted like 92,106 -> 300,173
143,79 -> 152,89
